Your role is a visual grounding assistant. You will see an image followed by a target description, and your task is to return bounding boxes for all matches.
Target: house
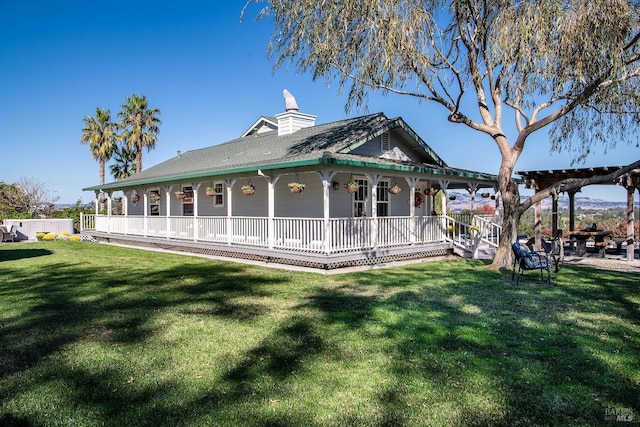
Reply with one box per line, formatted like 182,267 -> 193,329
82,90 -> 501,269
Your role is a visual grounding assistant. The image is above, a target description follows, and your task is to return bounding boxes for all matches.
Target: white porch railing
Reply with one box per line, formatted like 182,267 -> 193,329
473,215 -> 501,248
80,213 -> 498,256
442,215 -> 502,258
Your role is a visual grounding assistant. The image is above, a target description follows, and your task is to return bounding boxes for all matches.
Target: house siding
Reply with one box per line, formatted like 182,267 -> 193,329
351,132 -> 418,162
275,174 -> 323,217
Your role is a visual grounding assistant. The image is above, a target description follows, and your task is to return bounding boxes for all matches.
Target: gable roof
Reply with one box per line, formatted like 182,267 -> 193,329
240,116 -> 278,138
85,113 -> 494,192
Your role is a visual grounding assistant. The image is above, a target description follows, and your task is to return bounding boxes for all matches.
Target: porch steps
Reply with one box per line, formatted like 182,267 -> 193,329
454,242 -> 497,260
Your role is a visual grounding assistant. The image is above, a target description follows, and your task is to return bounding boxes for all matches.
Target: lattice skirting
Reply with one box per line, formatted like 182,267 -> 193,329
86,233 -> 451,271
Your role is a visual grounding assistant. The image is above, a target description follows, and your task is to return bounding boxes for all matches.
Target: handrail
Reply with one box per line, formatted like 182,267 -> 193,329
473,215 -> 501,249
444,214 -> 502,258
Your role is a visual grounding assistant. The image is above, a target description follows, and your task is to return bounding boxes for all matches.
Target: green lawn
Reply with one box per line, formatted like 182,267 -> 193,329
0,242 -> 638,426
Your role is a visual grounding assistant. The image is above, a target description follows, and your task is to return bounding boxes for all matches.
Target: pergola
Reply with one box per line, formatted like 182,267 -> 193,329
517,165 -> 640,262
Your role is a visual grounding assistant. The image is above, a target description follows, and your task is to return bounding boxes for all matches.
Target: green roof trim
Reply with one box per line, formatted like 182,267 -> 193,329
83,153 -> 496,192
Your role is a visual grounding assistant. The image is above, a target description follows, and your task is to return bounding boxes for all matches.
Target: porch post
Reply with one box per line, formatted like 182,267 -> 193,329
317,171 -> 337,254
106,191 -> 112,234
225,179 -> 234,244
143,188 -> 149,237
405,177 -> 419,244
94,191 -> 100,215
191,182 -> 201,241
123,192 -> 128,235
369,174 -> 380,249
438,180 -> 450,242
467,183 -> 478,212
164,186 -> 172,240
438,180 -> 450,215
258,172 -> 279,249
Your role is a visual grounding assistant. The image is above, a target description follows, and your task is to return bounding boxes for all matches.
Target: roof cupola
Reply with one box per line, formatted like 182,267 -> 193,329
276,89 -> 316,136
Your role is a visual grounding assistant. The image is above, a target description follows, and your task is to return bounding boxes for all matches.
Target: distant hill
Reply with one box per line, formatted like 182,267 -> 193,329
447,192 -> 631,211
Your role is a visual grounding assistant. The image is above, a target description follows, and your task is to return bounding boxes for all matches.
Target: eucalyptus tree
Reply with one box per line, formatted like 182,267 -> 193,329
118,94 -> 161,174
110,144 -> 137,180
81,108 -> 119,185
248,0 -> 640,268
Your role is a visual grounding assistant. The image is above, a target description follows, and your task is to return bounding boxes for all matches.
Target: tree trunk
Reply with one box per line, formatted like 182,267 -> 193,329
490,156 -> 522,270
99,159 -> 105,185
136,149 -> 142,174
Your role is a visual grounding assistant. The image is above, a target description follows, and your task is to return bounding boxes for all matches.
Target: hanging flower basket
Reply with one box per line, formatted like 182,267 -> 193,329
130,194 -> 140,203
288,182 -> 306,193
242,184 -> 255,196
481,192 -> 491,199
388,184 -> 401,194
175,191 -> 186,199
424,188 -> 436,196
414,192 -> 425,208
205,187 -> 218,196
344,181 -> 359,193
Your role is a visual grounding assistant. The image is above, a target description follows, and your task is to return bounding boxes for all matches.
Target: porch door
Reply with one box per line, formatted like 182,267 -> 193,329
353,179 -> 368,217
182,186 -> 194,216
376,181 -> 390,217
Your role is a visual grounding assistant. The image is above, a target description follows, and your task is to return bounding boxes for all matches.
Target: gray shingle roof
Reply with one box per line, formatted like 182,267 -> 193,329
85,113 -> 496,191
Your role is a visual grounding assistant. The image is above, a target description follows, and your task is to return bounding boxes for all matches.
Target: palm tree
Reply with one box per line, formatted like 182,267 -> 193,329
81,108 -> 118,185
109,144 -> 137,180
118,94 -> 161,173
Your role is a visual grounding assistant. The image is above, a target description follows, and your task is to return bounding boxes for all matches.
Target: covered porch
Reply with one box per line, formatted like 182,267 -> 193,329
81,213 -> 501,269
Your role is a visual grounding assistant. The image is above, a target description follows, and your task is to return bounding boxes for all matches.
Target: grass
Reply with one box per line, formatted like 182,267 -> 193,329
0,242 -> 638,426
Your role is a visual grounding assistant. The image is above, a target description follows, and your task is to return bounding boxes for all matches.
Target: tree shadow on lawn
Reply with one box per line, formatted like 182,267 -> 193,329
1,254 -> 305,425
1,313 -> 327,427
0,248 -> 53,263
305,261 -> 640,425
2,254 -> 638,426
0,258 -> 288,379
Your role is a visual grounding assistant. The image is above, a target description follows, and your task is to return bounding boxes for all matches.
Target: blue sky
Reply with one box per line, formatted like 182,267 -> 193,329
1,1 -> 637,204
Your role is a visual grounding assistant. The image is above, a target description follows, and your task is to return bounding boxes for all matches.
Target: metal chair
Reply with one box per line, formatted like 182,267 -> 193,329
1,225 -> 17,242
511,242 -> 551,286
541,237 -> 563,273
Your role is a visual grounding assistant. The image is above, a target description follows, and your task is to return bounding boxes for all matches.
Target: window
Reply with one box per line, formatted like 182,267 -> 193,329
182,186 -> 194,216
377,181 -> 390,217
381,132 -> 391,151
213,182 -> 224,207
149,190 -> 160,216
353,179 -> 368,217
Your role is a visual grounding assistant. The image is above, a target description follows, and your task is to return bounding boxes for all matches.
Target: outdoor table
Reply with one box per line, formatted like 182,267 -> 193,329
567,230 -> 611,257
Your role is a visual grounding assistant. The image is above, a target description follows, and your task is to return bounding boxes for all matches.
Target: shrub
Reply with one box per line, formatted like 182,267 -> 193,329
57,233 -> 69,241
35,232 -> 46,241
69,235 -> 81,242
42,233 -> 57,241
